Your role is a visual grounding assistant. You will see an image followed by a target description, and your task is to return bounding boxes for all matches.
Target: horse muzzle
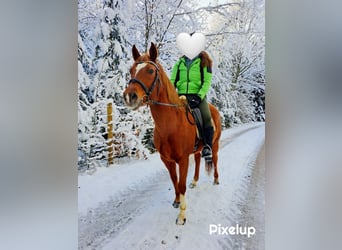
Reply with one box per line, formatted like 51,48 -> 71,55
123,90 -> 143,110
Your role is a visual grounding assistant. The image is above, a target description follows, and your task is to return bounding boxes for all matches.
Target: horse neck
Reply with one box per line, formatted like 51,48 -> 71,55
149,72 -> 184,130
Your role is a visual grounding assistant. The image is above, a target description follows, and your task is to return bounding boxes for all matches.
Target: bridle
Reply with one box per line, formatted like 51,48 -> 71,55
128,61 -> 183,108
128,61 -> 160,98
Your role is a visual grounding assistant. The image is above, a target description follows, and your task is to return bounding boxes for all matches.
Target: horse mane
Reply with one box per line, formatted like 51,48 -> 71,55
155,60 -> 182,105
199,51 -> 213,68
135,52 -> 181,105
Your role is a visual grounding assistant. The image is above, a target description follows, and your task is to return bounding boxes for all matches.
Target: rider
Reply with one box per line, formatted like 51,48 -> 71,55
170,48 -> 214,158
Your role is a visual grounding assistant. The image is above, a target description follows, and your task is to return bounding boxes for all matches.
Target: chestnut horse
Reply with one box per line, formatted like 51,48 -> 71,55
123,43 -> 221,225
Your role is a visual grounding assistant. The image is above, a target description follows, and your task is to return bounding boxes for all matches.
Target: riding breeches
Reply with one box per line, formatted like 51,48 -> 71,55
184,94 -> 213,128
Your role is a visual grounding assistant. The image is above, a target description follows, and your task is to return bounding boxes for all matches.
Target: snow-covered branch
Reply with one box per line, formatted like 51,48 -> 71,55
174,2 -> 241,16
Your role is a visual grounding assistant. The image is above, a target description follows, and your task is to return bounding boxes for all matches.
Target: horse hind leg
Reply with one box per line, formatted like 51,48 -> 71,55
212,142 -> 219,185
189,152 -> 201,189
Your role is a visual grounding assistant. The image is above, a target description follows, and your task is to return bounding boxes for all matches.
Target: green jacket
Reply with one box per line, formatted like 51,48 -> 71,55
170,56 -> 212,100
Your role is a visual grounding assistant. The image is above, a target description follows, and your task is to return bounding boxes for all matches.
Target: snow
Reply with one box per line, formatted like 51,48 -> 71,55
78,155 -> 162,216
78,122 -> 265,249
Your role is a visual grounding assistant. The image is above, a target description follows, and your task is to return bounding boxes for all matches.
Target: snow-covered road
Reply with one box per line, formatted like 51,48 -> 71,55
78,122 -> 265,250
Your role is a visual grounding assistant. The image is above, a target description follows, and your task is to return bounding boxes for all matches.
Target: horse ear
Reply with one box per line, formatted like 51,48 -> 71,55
132,45 -> 141,61
149,42 -> 158,62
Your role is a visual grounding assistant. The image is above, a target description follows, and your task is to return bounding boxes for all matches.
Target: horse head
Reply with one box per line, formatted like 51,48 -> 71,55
123,42 -> 160,110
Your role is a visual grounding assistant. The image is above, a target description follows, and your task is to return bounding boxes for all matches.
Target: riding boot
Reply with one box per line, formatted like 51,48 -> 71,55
201,126 -> 214,158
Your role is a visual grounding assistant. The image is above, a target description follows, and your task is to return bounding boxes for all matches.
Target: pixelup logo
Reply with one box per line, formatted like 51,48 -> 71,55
209,224 -> 256,238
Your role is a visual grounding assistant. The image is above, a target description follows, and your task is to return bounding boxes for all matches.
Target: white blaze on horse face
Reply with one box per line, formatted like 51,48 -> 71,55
135,63 -> 147,76
125,92 -> 130,106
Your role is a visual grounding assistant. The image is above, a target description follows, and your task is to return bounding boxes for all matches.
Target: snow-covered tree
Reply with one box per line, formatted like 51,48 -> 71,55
78,0 -> 265,171
78,0 -> 155,171
206,0 -> 265,126
78,33 -> 106,171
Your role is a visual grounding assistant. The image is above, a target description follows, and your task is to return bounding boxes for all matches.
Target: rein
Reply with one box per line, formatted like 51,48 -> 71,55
128,61 -> 183,108
147,99 -> 182,107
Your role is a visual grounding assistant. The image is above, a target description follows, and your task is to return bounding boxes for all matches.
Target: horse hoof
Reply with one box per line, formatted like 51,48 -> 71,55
176,218 -> 186,225
213,180 -> 220,185
172,201 -> 180,208
189,182 -> 196,189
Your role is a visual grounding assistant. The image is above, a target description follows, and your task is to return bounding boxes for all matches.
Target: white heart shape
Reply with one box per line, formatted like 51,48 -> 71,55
176,32 -> 206,59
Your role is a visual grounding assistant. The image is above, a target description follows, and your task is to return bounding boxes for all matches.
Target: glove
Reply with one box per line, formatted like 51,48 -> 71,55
189,95 -> 201,109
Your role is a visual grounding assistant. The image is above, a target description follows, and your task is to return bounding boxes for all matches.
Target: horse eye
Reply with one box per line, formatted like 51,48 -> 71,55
148,69 -> 154,74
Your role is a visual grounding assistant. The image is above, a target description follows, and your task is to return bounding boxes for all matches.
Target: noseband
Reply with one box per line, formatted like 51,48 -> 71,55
128,61 -> 160,98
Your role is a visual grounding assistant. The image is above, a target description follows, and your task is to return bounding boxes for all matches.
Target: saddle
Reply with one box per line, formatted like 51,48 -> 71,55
179,95 -> 213,149
191,107 -> 204,141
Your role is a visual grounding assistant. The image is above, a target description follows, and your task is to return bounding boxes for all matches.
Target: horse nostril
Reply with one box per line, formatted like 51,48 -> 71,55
130,92 -> 138,101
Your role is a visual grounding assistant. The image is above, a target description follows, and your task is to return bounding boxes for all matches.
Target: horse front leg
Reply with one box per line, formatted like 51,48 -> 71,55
161,156 -> 180,208
176,156 -> 189,225
189,152 -> 201,188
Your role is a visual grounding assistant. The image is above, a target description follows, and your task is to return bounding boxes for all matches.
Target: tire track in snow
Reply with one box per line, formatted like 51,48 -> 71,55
220,123 -> 264,148
218,136 -> 265,250
78,123 -> 265,250
78,169 -> 171,250
201,125 -> 265,250
231,142 -> 265,249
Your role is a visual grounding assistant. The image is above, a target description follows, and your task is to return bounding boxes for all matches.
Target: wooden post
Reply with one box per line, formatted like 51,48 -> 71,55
107,102 -> 114,165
